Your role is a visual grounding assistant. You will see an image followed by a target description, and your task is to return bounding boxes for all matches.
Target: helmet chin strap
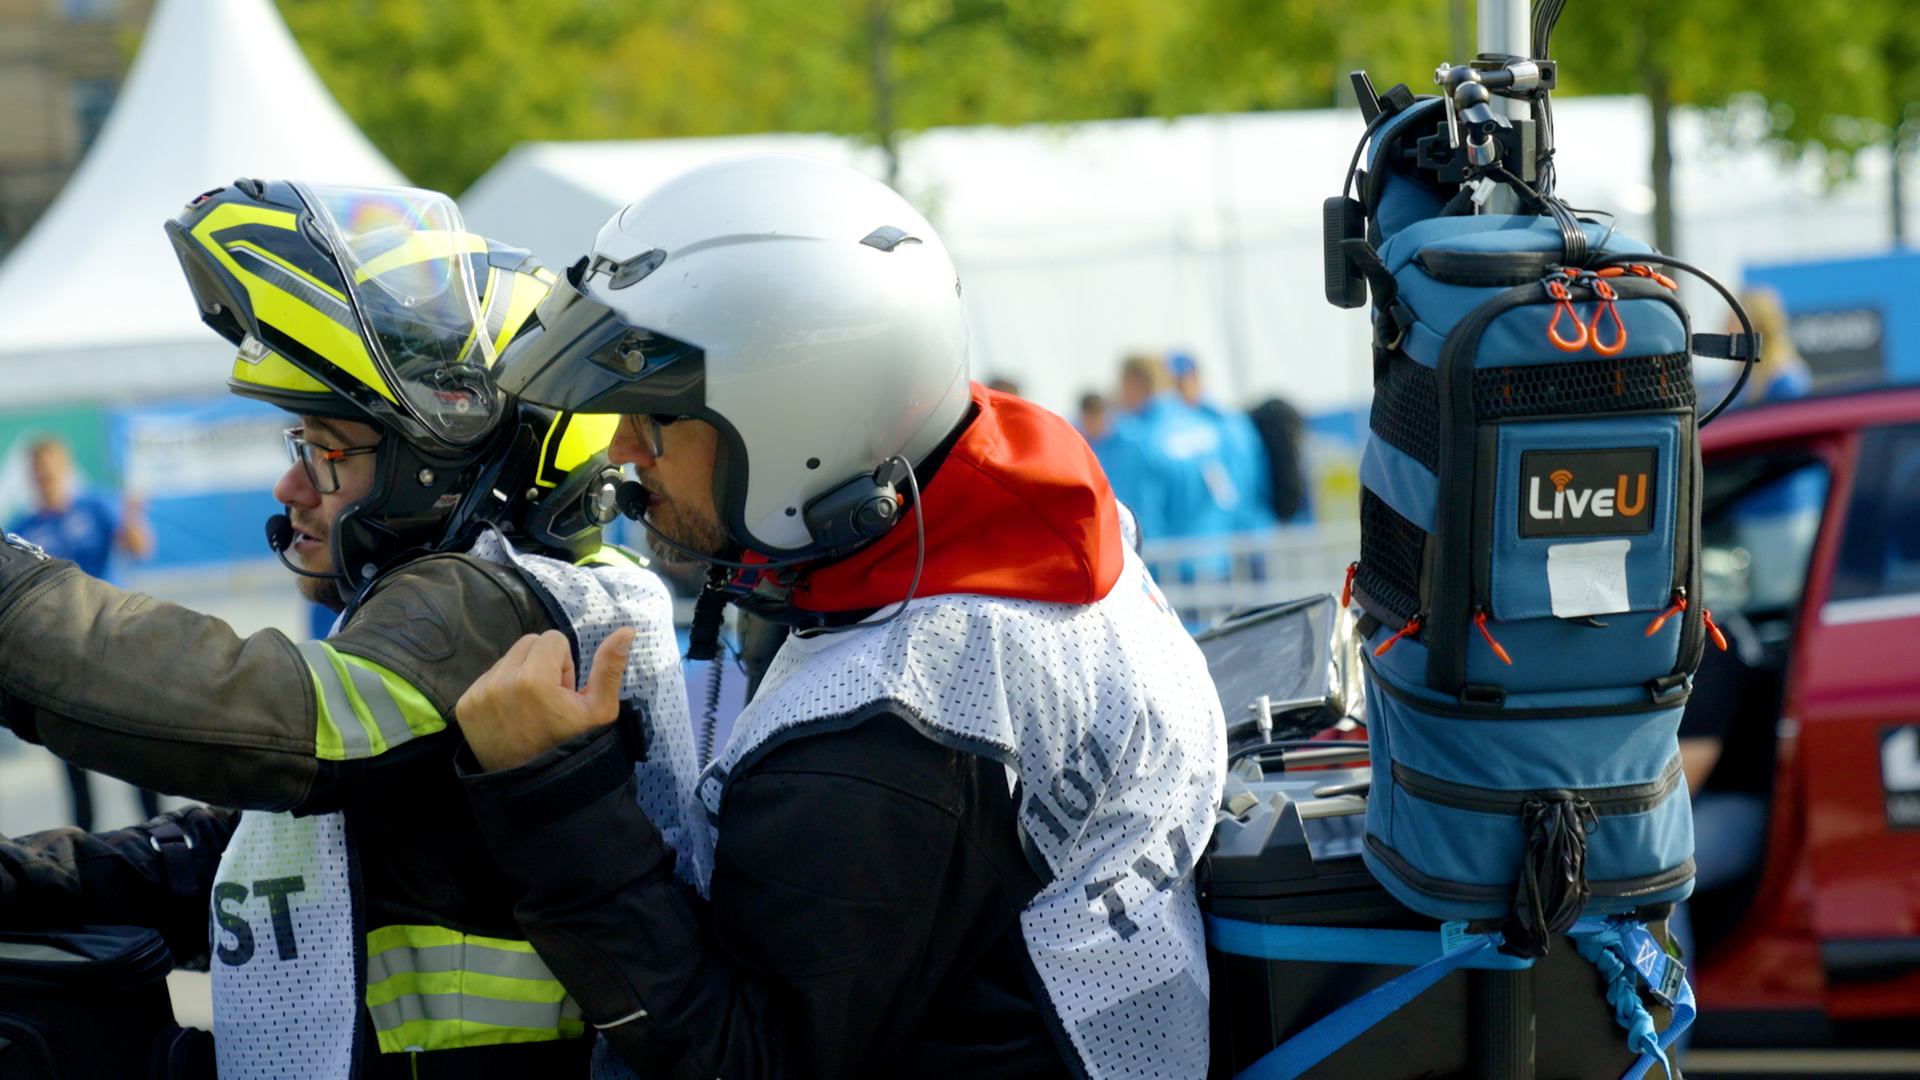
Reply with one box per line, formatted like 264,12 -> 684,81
265,511 -> 349,581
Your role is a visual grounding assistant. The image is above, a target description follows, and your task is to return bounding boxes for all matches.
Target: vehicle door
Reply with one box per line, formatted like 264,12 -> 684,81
1799,421 -> 1920,1020
1688,439 -> 1836,1011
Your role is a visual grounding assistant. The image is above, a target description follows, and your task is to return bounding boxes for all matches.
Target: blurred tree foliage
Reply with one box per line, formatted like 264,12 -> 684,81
1553,0 -> 1917,250
276,0 -> 1446,196
279,0 -> 1918,244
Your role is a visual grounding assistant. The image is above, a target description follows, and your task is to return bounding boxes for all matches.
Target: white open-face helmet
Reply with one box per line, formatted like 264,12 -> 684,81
494,154 -> 971,558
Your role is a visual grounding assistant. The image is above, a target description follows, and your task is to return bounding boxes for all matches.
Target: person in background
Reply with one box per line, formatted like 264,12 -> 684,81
1076,392 -> 1111,450
6,436 -> 158,829
1247,396 -> 1311,523
1095,352 -> 1240,597
985,376 -> 1021,396
1168,352 -> 1277,533
1736,288 -> 1811,405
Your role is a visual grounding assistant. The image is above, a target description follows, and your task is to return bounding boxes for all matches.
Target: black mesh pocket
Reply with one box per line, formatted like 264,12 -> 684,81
1474,352 -> 1695,422
1356,489 -> 1425,624
1371,352 -> 1440,472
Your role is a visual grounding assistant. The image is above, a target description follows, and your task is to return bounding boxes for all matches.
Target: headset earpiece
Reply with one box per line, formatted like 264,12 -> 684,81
803,460 -> 909,558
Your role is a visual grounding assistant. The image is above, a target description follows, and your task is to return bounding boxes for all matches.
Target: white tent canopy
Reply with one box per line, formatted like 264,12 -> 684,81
463,100 -> 1917,419
0,0 -> 403,409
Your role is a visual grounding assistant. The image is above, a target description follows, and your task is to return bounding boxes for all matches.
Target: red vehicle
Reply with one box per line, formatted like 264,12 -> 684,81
1687,384 -> 1920,1055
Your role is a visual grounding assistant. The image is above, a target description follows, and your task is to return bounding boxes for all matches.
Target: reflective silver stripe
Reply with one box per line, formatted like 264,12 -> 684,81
483,270 -> 512,348
343,659 -> 417,750
299,640 -> 371,759
366,992 -> 571,1033
365,941 -> 558,984
229,247 -> 355,326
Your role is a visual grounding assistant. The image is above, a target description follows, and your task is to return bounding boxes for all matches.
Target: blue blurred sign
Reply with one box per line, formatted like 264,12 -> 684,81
1747,250 -> 1920,389
107,396 -> 285,569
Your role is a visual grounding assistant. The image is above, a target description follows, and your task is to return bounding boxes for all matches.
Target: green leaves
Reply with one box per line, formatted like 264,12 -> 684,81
275,0 -> 1451,195
275,0 -> 1914,209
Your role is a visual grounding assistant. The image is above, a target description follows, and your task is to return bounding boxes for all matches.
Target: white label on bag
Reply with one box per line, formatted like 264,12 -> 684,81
1546,539 -> 1632,618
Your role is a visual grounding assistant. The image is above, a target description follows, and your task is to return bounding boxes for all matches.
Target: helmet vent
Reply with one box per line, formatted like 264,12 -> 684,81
589,248 -> 667,289
860,226 -> 921,252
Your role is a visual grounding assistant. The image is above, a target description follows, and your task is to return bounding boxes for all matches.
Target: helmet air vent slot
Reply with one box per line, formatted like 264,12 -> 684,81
860,226 -> 921,252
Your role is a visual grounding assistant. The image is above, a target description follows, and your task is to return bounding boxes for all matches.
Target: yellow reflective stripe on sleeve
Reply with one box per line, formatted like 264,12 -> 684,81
297,641 -> 444,761
338,654 -> 446,740
365,925 -> 582,1052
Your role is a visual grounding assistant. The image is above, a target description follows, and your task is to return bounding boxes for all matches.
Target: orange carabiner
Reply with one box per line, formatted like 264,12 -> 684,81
1546,280 -> 1590,352
1588,279 -> 1628,357
1341,561 -> 1358,608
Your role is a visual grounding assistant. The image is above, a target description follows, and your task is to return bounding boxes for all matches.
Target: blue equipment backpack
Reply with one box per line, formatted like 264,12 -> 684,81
1327,89 -> 1759,959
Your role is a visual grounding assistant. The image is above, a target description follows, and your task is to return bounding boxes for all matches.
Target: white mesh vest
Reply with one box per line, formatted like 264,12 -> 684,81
664,542 -> 1226,1079
211,537 -> 695,1078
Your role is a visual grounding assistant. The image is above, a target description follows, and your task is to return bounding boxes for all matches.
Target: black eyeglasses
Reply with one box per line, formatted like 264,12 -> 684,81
284,427 -> 378,494
629,414 -> 692,458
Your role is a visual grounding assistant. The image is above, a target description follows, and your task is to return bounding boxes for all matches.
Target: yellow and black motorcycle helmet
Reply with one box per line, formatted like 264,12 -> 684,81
166,179 -> 628,596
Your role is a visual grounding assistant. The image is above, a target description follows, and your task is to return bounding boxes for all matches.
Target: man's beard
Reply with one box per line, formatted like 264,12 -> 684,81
644,501 -> 727,568
290,521 -> 347,611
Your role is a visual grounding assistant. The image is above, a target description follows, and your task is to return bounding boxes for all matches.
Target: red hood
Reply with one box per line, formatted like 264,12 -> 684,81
787,382 -> 1123,613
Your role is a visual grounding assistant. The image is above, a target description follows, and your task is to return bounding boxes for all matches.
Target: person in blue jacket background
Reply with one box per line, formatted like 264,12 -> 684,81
6,435 -> 158,830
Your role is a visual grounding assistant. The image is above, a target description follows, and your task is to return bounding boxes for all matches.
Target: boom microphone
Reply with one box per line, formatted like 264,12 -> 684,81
266,512 -> 348,580
611,480 -> 816,571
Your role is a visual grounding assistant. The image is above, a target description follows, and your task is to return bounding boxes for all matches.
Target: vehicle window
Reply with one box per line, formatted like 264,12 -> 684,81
1699,452 -> 1830,624
1830,424 -> 1920,605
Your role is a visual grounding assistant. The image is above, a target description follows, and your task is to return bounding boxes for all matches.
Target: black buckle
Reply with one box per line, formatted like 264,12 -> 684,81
1459,684 -> 1507,707
147,820 -> 200,898
1648,673 -> 1691,705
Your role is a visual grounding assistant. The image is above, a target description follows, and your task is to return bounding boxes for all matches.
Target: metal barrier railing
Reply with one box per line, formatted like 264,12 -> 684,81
1139,522 -> 1360,631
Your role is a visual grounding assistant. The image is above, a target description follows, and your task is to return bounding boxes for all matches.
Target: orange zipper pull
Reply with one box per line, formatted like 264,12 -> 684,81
1342,562 -> 1358,608
1374,615 -> 1422,657
1702,609 -> 1729,651
1473,608 -> 1513,665
1627,264 -> 1678,290
1645,592 -> 1687,637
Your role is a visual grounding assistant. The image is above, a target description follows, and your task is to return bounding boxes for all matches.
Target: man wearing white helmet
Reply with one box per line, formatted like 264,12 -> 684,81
454,154 -> 1226,1080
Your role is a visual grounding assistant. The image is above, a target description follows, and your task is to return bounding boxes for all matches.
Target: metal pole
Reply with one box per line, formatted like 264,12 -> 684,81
1477,0 -> 1531,115
1474,0 -> 1531,214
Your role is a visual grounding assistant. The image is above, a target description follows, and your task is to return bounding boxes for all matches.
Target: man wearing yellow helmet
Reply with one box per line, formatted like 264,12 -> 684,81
0,181 -> 696,1080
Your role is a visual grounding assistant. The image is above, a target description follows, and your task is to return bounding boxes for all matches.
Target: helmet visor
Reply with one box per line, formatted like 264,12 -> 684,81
294,183 -> 499,446
493,255 -> 705,417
